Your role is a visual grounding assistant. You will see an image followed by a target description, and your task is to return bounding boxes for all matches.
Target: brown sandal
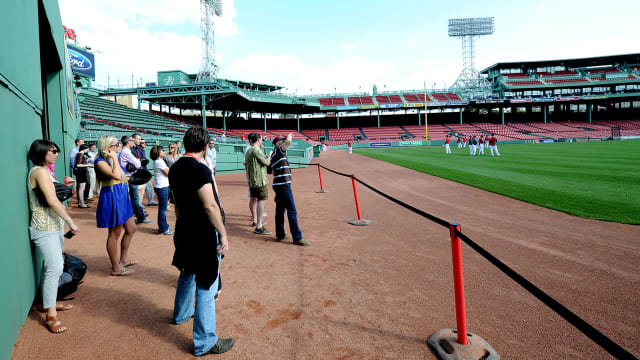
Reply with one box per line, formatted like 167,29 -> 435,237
46,315 -> 67,334
38,303 -> 74,313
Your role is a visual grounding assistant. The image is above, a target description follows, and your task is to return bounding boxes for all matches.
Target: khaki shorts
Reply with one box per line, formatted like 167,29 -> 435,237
249,185 -> 268,200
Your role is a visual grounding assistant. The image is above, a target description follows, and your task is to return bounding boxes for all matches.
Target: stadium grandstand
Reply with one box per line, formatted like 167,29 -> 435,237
71,53 -> 640,148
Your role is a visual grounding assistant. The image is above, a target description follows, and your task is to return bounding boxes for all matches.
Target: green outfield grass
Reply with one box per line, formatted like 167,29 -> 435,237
355,140 -> 640,224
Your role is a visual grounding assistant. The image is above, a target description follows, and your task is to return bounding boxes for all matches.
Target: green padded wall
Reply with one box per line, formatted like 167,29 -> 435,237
0,1 -> 77,358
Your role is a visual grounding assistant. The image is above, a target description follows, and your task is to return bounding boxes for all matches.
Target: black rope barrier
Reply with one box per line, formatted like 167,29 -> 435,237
454,230 -> 636,360
311,162 -> 636,360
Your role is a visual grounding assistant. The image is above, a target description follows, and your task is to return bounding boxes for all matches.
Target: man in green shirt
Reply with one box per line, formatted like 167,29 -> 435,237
245,133 -> 273,235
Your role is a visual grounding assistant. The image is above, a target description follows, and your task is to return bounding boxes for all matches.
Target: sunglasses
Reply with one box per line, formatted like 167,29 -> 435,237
49,149 -> 60,154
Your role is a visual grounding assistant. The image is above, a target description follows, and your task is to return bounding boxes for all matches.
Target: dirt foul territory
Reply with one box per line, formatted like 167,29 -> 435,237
13,150 -> 640,359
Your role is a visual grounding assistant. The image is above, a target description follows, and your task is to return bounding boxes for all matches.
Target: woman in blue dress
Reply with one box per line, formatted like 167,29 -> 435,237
95,135 -> 139,276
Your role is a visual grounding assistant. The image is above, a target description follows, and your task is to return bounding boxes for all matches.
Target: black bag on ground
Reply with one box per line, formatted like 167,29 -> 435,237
56,253 -> 87,300
63,253 -> 87,282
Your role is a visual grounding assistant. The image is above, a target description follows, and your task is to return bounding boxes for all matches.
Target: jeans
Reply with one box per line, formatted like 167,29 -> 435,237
273,183 -> 303,240
128,182 -> 145,221
29,227 -> 64,309
154,187 -> 169,232
173,252 -> 222,355
145,181 -> 155,204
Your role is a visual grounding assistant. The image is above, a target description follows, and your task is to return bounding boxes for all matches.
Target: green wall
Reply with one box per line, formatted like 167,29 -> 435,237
0,1 -> 77,358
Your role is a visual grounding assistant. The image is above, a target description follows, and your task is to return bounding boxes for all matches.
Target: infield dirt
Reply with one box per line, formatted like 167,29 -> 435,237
12,150 -> 640,359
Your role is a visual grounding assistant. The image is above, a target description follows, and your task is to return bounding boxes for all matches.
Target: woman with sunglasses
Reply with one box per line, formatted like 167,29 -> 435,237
27,140 -> 80,333
164,142 -> 181,168
94,135 -> 139,276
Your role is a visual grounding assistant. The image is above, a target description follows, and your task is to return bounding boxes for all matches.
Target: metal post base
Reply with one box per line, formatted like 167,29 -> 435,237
348,219 -> 372,226
315,190 -> 328,193
428,329 -> 499,360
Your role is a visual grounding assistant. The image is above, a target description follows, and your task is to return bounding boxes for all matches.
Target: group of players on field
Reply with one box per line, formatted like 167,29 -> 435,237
444,134 -> 501,156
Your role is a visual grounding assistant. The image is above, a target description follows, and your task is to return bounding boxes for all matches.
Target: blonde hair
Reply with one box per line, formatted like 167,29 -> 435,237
97,135 -> 116,167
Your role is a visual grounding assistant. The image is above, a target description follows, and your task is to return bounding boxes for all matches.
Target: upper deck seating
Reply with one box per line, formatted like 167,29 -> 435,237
375,96 -> 390,104
389,95 -> 403,103
431,93 -> 449,101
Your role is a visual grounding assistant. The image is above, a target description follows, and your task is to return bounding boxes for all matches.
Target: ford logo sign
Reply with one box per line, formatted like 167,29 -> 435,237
68,49 -> 93,71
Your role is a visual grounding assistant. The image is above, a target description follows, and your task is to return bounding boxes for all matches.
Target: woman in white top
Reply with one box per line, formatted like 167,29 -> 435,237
151,145 -> 172,235
27,140 -> 80,334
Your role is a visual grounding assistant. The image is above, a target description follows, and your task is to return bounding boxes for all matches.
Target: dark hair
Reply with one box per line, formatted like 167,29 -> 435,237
79,144 -> 89,151
183,127 -> 209,152
28,139 -> 59,166
150,145 -> 163,160
121,135 -> 130,144
248,132 -> 260,144
132,133 -> 141,139
75,138 -> 83,145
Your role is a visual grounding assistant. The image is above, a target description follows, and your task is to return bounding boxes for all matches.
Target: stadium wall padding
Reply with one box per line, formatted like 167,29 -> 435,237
0,1 -> 77,358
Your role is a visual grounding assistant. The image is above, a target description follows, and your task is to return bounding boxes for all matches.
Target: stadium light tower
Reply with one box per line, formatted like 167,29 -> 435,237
196,0 -> 223,83
448,17 -> 494,92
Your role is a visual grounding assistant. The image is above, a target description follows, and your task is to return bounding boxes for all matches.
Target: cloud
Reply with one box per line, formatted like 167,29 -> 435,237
403,32 -> 423,48
222,53 -> 394,94
343,41 -> 356,50
58,0 -> 237,86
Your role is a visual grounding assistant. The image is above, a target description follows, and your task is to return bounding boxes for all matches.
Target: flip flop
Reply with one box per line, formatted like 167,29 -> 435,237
121,260 -> 139,267
38,303 -> 74,313
111,267 -> 135,276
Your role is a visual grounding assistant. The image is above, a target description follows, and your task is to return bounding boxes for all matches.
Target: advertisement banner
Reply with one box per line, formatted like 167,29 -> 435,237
556,96 -> 580,102
67,45 -> 95,78
581,95 -> 608,100
380,104 -> 402,109
397,141 -> 423,146
532,97 -> 555,102
510,98 -> 532,103
358,104 -> 378,109
369,142 -> 392,148
447,101 -> 469,106
337,105 -> 358,110
403,103 -> 423,107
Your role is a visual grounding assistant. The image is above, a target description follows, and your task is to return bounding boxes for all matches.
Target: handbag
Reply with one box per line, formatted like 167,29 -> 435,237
33,182 -> 74,206
129,168 -> 152,185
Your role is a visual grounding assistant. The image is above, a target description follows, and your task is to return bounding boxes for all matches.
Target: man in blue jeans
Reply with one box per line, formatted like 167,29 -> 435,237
169,127 -> 234,356
269,134 -> 310,246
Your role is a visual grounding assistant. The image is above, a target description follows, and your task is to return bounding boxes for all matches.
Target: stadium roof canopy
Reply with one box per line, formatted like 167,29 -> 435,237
481,53 -> 640,74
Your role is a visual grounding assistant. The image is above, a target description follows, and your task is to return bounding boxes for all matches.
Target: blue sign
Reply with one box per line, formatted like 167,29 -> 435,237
337,105 -> 358,110
67,45 -> 95,78
369,142 -> 392,148
380,104 -> 402,109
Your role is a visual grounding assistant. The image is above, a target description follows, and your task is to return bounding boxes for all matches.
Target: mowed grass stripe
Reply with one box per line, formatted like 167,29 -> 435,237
355,141 -> 640,224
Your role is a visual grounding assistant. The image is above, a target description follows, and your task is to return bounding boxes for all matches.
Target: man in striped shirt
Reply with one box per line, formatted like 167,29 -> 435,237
269,134 -> 309,246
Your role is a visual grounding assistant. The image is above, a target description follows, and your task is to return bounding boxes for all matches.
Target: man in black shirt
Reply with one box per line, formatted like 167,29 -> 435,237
169,127 -> 234,356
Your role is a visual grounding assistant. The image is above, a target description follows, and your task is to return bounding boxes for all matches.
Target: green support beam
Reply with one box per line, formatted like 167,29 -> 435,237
201,94 -> 206,128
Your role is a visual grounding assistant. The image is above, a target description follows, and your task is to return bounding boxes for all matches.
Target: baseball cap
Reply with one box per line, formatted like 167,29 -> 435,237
272,136 -> 287,145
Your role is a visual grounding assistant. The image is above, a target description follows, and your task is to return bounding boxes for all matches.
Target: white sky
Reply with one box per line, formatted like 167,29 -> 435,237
59,0 -> 640,95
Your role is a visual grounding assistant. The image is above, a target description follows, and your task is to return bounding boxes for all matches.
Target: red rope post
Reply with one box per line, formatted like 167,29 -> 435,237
318,164 -> 324,191
351,175 -> 362,220
315,164 -> 327,193
449,223 -> 467,345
